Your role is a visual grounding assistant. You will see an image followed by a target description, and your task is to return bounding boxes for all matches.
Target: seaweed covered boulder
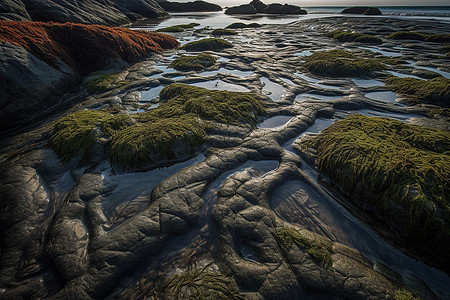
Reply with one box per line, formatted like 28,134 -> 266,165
49,83 -> 265,170
265,3 -> 306,15
0,21 -> 179,133
225,0 -> 306,15
294,114 -> 450,272
341,6 -> 381,15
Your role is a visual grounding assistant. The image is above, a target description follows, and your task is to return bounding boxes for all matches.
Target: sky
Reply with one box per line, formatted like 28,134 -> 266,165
189,0 -> 450,7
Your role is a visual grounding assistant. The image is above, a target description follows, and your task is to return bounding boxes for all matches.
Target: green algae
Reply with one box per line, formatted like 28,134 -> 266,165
394,289 -> 420,300
180,38 -> 233,51
169,53 -> 216,71
277,227 -> 332,268
387,31 -> 450,43
156,23 -> 200,32
48,110 -> 129,162
211,28 -> 238,36
226,22 -> 262,29
159,264 -> 243,300
304,50 -> 386,76
327,30 -> 383,44
85,73 -> 129,93
302,114 -> 450,249
385,76 -> 450,105
158,83 -> 265,127
49,83 -> 264,168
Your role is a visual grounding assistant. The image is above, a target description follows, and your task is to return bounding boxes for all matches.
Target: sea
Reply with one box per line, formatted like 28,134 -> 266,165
131,6 -> 450,30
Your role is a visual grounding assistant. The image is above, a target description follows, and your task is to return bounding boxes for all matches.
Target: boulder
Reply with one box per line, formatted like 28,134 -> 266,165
156,0 -> 222,12
0,0 -> 30,21
265,3 -> 306,14
341,6 -> 382,15
250,0 -> 267,13
1,0 -> 168,26
225,4 -> 257,14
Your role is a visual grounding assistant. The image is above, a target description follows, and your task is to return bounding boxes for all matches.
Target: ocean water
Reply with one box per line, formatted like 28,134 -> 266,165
131,6 -> 450,30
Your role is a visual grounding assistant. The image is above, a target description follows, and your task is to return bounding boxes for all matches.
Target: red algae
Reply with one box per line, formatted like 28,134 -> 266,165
0,20 -> 179,73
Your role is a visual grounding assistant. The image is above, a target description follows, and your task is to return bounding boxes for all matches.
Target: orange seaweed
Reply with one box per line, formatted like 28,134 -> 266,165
0,20 -> 179,73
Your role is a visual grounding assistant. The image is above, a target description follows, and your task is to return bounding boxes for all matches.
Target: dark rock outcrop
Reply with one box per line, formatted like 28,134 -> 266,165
341,6 -> 382,15
225,0 -> 306,15
0,21 -> 179,133
265,3 -> 306,14
156,0 -> 221,12
0,0 -> 168,25
225,3 -> 257,14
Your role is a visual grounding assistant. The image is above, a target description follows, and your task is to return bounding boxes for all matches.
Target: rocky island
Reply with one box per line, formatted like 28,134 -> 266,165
0,2 -> 449,300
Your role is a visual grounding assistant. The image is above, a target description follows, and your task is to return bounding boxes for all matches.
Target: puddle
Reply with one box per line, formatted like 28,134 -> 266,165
191,80 -> 250,92
129,108 -> 145,114
261,77 -> 286,101
387,70 -> 422,79
139,86 -> 165,101
280,77 -> 296,86
179,36 -> 198,46
365,91 -> 397,103
153,64 -> 174,73
199,68 -> 252,77
148,72 -> 163,79
408,61 -> 450,78
217,57 -> 230,62
359,46 -> 403,57
258,115 -> 293,129
294,50 -> 313,57
351,78 -> 384,87
149,103 -> 159,109
295,93 -> 342,101
171,75 -> 186,80
294,72 -> 320,83
101,154 -> 206,228
240,37 -> 253,43
314,83 -> 342,90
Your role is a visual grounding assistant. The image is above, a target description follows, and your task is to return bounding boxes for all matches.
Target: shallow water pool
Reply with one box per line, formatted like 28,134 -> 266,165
258,115 -> 293,128
191,80 -> 250,92
261,77 -> 286,101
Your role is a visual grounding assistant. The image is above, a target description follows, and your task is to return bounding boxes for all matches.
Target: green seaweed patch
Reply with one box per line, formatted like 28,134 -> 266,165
159,264 -> 243,299
180,38 -> 233,51
303,114 -> 450,250
277,227 -> 332,268
226,22 -> 262,29
394,289 -> 420,300
85,73 -> 129,93
156,23 -> 200,32
211,28 -> 238,36
110,115 -> 207,168
48,110 -> 129,162
304,50 -> 386,76
158,83 -> 265,126
169,53 -> 216,71
327,30 -> 383,44
385,76 -> 450,105
387,31 -> 450,43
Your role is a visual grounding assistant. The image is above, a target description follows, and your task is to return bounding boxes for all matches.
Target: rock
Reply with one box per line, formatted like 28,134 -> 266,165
250,0 -> 267,13
265,3 -> 306,14
341,7 -> 381,15
0,21 -> 179,133
2,0 -> 168,26
156,0 -> 222,12
0,0 -> 30,21
225,4 -> 257,15
225,0 -> 307,15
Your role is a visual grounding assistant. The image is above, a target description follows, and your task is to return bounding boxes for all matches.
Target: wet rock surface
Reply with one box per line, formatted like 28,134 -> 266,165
0,16 -> 449,299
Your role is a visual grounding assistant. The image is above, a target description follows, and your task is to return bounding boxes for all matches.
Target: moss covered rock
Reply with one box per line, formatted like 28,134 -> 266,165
211,28 -> 238,36
156,23 -> 200,32
327,30 -> 383,44
49,83 -> 264,168
304,50 -> 386,76
169,53 -> 216,71
298,114 -> 450,263
385,76 -> 450,106
387,31 -> 450,43
226,22 -> 261,29
180,38 -> 233,51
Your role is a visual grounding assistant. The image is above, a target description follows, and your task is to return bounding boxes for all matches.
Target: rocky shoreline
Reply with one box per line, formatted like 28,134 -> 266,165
0,14 -> 449,300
